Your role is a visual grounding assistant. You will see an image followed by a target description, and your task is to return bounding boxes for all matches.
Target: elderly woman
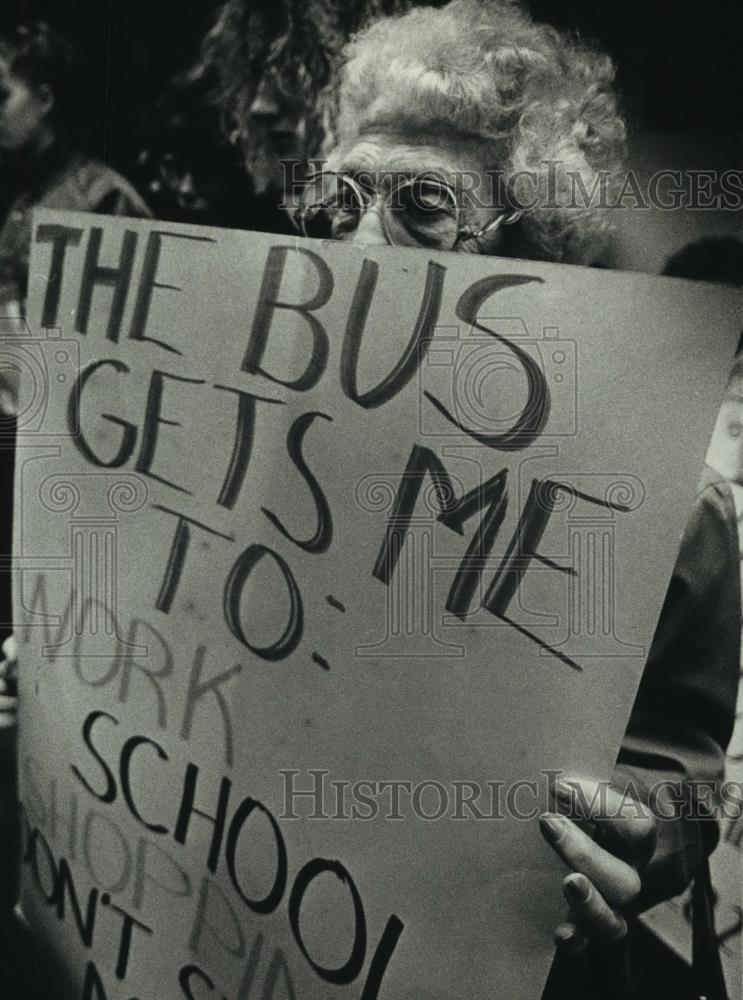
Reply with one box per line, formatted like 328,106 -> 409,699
298,0 -> 624,264
292,2 -> 739,997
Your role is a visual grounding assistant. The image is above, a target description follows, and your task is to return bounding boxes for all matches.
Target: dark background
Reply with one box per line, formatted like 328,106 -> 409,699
0,0 -> 741,174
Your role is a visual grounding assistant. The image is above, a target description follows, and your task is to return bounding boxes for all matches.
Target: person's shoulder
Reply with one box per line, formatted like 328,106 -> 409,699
678,465 -> 741,582
70,154 -> 152,219
695,464 -> 737,526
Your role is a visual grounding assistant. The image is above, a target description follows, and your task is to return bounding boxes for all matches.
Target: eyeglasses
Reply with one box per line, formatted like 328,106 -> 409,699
293,171 -> 522,251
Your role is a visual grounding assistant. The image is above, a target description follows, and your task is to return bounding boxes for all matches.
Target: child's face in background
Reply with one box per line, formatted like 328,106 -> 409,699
706,374 -> 743,483
0,57 -> 51,153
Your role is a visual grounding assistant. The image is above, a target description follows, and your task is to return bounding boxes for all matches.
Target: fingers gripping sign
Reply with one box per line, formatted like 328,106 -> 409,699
539,777 -> 657,953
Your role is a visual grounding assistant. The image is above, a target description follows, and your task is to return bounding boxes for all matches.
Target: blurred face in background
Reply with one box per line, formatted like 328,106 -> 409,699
143,146 -> 218,218
244,65 -> 306,195
706,372 -> 743,483
0,56 -> 54,154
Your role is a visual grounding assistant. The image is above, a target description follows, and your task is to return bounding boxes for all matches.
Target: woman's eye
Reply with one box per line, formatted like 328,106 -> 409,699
413,194 -> 445,213
420,193 -> 447,210
727,420 -> 742,439
402,186 -> 455,222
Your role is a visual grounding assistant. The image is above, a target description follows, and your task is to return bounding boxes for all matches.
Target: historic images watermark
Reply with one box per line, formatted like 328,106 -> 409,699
280,159 -> 743,213
278,769 -> 743,824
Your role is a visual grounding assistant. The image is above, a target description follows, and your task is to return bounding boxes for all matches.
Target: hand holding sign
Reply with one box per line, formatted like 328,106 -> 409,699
540,777 -> 656,953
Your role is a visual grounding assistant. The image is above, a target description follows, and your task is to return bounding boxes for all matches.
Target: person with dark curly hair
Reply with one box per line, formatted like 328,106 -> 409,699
134,75 -> 263,231
0,21 -> 150,315
183,0 -> 448,222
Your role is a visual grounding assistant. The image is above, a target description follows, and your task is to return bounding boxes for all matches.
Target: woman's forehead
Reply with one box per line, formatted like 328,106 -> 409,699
330,132 -> 487,181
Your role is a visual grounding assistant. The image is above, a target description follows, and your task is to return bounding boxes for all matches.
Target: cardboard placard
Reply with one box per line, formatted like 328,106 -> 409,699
12,210 -> 741,999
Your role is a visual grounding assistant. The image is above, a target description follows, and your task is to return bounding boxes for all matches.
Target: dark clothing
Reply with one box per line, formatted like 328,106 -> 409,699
545,467 -> 741,998
243,188 -> 298,236
0,147 -> 149,933
615,468 -> 740,906
0,143 -> 150,309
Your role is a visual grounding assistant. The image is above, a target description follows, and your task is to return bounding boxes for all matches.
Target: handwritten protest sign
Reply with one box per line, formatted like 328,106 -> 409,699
12,209 -> 741,999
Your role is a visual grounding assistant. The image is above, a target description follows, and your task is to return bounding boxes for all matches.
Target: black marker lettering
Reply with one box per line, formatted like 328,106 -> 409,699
71,711 -> 119,804
372,445 -> 457,585
116,618 -> 172,730
342,259 -> 445,408
484,479 -> 627,615
441,468 -> 509,618
262,949 -> 297,1000
179,965 -> 216,1000
129,230 -> 215,352
69,360 -> 137,468
103,895 -> 153,980
180,646 -> 241,769
425,275 -> 548,450
81,961 -> 109,1000
289,859 -> 366,984
262,411 -> 333,554
120,736 -> 169,835
225,798 -> 287,913
243,246 -> 332,391
214,386 -> 284,510
135,370 -> 205,493
76,227 -> 137,341
174,766 -> 231,875
152,507 -> 233,614
35,223 -> 83,326
360,916 -> 405,1000
224,545 -> 303,661
55,858 -> 98,947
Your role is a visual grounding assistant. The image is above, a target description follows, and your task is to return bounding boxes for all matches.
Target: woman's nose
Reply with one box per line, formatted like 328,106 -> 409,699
347,205 -> 389,246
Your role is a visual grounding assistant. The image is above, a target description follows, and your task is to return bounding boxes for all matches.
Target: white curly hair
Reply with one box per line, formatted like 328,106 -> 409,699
332,0 -> 627,263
